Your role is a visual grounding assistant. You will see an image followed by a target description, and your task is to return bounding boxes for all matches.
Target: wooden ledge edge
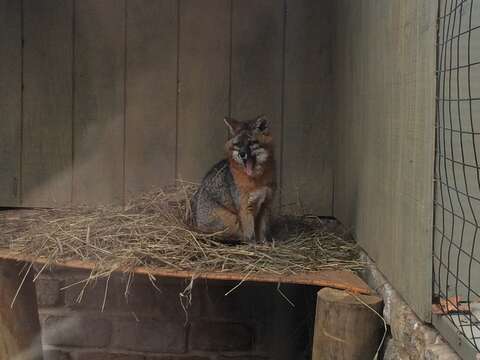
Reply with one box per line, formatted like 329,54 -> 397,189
0,249 -> 372,294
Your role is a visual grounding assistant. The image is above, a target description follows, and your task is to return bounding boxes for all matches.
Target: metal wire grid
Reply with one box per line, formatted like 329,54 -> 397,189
434,0 -> 480,351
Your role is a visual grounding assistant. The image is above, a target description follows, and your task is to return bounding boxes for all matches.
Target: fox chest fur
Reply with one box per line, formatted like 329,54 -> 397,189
191,115 -> 276,244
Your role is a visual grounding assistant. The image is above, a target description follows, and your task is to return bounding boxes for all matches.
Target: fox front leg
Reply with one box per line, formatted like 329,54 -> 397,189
256,205 -> 272,243
247,188 -> 273,244
237,193 -> 256,243
247,188 -> 270,215
239,210 -> 256,244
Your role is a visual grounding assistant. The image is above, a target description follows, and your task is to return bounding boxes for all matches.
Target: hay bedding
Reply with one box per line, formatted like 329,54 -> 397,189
0,183 -> 364,283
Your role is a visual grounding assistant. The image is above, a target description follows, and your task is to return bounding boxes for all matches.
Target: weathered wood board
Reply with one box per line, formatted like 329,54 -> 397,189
22,0 -> 73,206
0,248 -> 372,295
176,0 -> 231,183
282,0 -> 334,214
73,0 -> 126,205
125,0 -> 177,197
0,0 -> 21,206
333,0 -> 437,321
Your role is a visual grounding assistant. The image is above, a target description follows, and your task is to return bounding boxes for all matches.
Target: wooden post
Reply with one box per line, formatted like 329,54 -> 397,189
312,287 -> 383,360
0,259 -> 43,360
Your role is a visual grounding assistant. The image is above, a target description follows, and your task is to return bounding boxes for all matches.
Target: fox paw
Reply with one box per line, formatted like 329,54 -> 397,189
244,234 -> 256,244
257,231 -> 273,244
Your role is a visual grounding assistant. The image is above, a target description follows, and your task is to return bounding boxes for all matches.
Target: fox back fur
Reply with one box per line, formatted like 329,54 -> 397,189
190,115 -> 276,244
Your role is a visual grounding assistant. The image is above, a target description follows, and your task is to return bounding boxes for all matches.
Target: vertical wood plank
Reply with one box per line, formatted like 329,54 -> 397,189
125,0 -> 178,197
73,0 -> 125,205
0,0 -> 21,206
231,0 -> 284,207
22,0 -> 73,206
283,0 -> 333,215
177,0 -> 231,182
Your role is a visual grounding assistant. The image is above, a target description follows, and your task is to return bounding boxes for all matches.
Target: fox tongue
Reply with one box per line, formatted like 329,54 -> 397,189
245,159 -> 254,176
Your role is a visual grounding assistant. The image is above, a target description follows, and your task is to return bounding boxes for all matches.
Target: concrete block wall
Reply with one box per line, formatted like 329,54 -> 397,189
359,253 -> 460,360
35,268 -> 317,360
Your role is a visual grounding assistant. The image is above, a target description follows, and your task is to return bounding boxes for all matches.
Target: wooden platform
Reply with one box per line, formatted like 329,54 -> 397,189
0,248 -> 371,294
0,210 -> 373,359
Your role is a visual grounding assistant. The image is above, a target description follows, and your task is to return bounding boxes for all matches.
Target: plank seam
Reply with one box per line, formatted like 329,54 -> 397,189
71,0 -> 76,204
279,0 -> 287,212
174,0 -> 181,181
331,172 -> 335,216
228,0 -> 233,123
122,0 -> 128,205
19,0 -> 25,205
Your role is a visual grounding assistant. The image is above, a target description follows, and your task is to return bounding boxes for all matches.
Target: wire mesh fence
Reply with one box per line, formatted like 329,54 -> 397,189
434,0 -> 480,351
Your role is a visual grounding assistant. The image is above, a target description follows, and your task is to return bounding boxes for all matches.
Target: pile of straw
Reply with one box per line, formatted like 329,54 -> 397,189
0,183 -> 365,279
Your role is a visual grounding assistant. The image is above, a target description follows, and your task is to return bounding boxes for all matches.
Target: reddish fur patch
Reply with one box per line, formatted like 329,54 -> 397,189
228,157 -> 275,193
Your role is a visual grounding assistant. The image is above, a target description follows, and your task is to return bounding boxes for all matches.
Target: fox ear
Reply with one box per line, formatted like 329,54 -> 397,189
254,115 -> 269,133
224,117 -> 242,136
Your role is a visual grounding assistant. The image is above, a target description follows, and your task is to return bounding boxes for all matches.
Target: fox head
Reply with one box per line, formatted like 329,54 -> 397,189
224,115 -> 273,177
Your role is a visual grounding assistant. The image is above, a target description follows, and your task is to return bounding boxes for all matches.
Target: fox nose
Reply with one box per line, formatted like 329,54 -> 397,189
239,151 -> 248,160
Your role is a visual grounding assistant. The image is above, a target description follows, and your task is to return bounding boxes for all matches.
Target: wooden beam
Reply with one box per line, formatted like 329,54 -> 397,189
312,287 -> 383,360
0,259 -> 43,360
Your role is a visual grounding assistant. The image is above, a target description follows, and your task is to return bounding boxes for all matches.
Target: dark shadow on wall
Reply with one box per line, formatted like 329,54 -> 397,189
35,268 -> 318,360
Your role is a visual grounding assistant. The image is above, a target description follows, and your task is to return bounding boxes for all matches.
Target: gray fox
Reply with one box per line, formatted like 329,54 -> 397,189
190,115 -> 276,244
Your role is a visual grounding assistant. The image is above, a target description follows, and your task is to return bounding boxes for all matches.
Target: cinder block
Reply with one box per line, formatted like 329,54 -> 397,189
188,280 -> 285,328
63,277 -> 124,311
111,317 -> 186,353
217,356 -> 268,360
123,276 -> 185,317
189,321 -> 253,351
43,315 -> 112,348
43,349 -> 71,360
74,351 -> 144,360
36,277 -> 62,307
382,338 -> 411,360
63,273 -> 185,318
425,344 -> 461,360
145,356 -> 210,360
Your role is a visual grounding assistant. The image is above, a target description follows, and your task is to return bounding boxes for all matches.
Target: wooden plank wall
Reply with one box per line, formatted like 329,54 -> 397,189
0,0 -> 333,214
332,0 -> 437,321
